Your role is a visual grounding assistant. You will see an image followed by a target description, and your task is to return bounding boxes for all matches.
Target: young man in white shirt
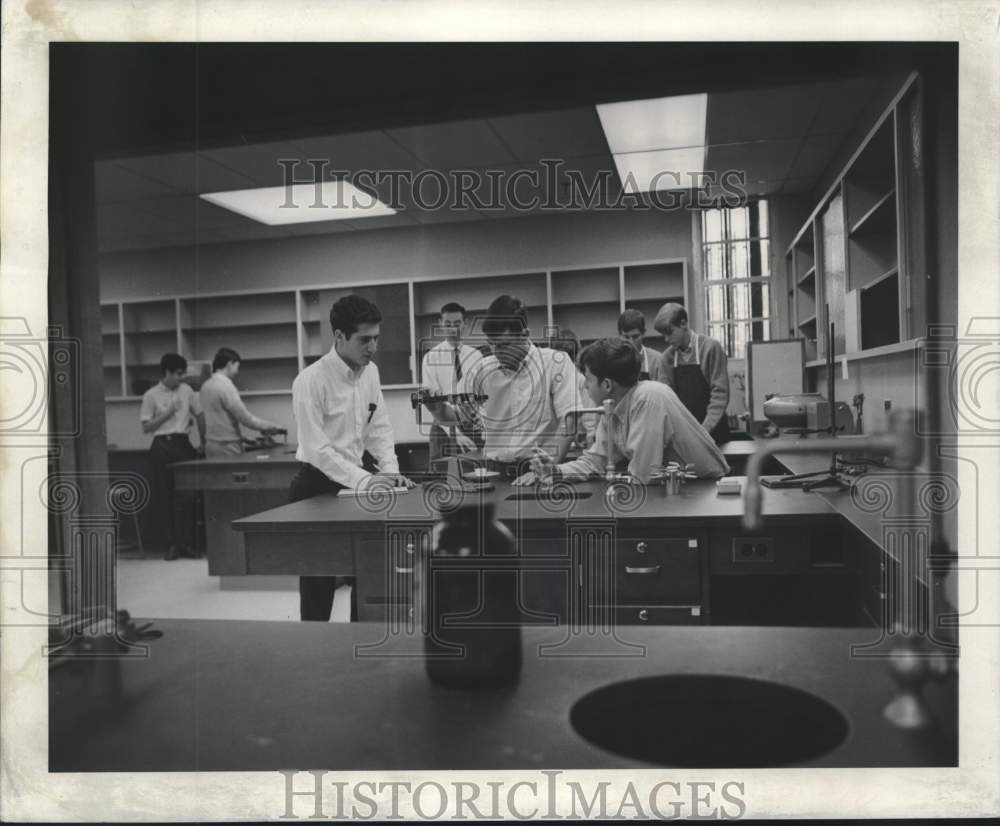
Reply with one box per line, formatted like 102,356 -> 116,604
529,337 -> 729,484
653,302 -> 731,444
419,302 -> 484,464
199,347 -> 281,457
458,294 -> 579,481
291,294 -> 414,622
617,308 -> 664,382
139,353 -> 206,560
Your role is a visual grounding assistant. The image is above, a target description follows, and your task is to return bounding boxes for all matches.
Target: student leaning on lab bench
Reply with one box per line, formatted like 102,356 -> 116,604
528,337 -> 729,485
289,294 -> 414,623
199,347 -> 281,458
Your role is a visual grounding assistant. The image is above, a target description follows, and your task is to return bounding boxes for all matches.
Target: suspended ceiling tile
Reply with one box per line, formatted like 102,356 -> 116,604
340,213 -> 420,232
807,77 -> 881,134
707,84 -> 822,143
704,140 -> 797,183
781,177 -> 816,194
198,140 -> 305,188
114,151 -> 257,194
98,201 -> 183,238
282,220 -> 359,236
95,161 -> 182,202
386,119 -> 517,169
292,130 -> 422,173
487,107 -> 608,162
787,133 -> 846,180
410,204 -> 490,225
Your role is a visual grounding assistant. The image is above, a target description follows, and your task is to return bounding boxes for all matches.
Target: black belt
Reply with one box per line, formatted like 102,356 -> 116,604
153,434 -> 189,440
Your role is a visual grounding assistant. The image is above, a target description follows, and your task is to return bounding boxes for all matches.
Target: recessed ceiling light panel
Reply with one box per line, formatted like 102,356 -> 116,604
200,180 -> 396,225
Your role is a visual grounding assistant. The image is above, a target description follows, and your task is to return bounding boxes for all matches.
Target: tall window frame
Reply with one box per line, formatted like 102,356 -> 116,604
700,200 -> 772,359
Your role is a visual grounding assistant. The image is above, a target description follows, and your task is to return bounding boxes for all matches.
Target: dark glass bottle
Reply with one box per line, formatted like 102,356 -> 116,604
419,499 -> 522,689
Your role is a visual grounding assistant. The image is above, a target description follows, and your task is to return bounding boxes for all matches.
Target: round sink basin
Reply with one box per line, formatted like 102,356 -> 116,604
570,674 -> 848,767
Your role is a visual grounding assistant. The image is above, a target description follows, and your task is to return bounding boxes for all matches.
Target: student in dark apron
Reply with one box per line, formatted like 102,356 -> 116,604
655,303 -> 731,446
671,337 -> 730,445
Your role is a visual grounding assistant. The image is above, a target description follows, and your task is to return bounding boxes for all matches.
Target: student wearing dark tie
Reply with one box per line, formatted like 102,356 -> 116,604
290,295 -> 414,622
418,302 -> 484,464
617,308 -> 664,381
653,302 -> 731,445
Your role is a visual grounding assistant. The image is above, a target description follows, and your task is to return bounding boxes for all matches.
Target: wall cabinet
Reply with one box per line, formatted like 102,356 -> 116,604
783,72 -> 926,365
101,256 -> 688,399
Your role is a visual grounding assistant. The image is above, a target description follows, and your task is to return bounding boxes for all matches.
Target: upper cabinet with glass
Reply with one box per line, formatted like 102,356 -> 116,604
784,72 -> 926,362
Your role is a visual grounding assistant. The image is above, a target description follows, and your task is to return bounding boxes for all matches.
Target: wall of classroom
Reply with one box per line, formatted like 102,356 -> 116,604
103,207 -> 697,449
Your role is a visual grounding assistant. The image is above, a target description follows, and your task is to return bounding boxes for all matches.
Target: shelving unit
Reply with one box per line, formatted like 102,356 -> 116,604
790,221 -> 819,361
783,72 -> 923,364
100,257 -> 688,400
550,266 -> 619,346
622,261 -> 686,350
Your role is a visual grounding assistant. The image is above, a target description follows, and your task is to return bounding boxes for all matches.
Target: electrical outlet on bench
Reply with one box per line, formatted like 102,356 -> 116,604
732,537 -> 774,563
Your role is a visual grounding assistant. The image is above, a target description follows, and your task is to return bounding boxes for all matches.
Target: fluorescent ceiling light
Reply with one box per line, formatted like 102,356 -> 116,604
597,93 -> 708,154
612,147 -> 707,194
200,180 -> 396,226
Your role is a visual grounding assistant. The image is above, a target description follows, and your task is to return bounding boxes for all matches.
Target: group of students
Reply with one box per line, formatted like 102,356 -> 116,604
418,294 -> 732,484
139,291 -> 732,618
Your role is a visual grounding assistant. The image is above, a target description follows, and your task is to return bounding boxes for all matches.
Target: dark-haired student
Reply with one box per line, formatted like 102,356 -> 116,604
199,347 -> 281,458
528,337 -> 728,485
617,308 -> 664,382
456,294 -> 579,481
419,302 -> 484,463
290,294 -> 414,622
139,353 -> 206,560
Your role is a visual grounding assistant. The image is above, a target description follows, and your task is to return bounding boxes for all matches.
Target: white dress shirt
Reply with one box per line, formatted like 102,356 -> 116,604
556,380 -> 729,482
292,346 -> 399,488
420,341 -> 484,396
466,344 -> 578,461
139,381 -> 202,436
199,372 -> 271,442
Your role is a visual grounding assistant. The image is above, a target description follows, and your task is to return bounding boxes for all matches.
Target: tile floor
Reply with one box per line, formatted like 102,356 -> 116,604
112,557 -> 352,622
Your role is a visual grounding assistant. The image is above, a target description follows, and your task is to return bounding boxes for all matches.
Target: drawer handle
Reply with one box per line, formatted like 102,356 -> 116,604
394,566 -> 414,574
231,472 -> 249,484
636,542 -> 648,553
638,609 -> 649,622
625,565 -> 661,575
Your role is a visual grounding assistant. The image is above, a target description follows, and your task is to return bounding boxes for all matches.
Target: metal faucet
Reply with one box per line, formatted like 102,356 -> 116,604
564,399 -> 616,478
742,408 -> 922,531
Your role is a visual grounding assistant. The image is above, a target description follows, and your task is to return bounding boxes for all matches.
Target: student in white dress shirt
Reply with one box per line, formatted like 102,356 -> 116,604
139,353 -> 206,560
419,302 -> 484,464
456,294 -> 578,481
199,347 -> 281,457
529,337 -> 729,484
617,308 -> 664,382
290,295 -> 414,622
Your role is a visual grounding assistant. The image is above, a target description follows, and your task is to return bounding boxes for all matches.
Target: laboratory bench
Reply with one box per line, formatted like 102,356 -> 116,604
233,476 -> 871,628
48,619 -> 957,771
162,438 -> 776,581
164,441 -> 429,578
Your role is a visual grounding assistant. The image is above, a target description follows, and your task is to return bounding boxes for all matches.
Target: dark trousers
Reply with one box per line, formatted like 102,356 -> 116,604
289,463 -> 354,622
149,434 -> 198,549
